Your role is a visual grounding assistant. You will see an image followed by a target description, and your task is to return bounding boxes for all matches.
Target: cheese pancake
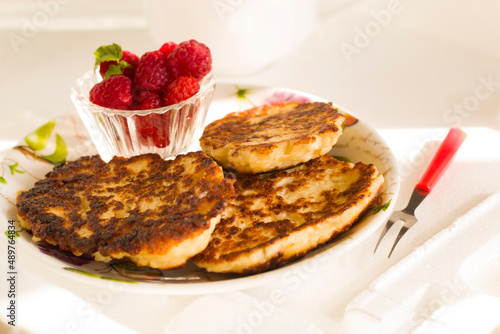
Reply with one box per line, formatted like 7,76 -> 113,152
192,154 -> 384,274
200,102 -> 345,174
16,152 -> 235,270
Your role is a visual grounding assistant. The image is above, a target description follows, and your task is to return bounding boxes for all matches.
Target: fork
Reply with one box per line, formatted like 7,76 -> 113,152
374,128 -> 467,258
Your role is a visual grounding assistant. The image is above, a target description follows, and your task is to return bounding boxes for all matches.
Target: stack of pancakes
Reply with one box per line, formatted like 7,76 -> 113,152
17,101 -> 384,275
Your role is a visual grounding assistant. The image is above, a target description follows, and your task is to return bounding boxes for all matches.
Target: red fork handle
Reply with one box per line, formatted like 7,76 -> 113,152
415,128 -> 467,194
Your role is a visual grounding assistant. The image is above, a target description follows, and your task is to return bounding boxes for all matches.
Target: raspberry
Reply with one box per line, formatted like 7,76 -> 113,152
121,50 -> 140,79
122,50 -> 140,68
133,93 -> 162,110
167,39 -> 212,80
163,76 -> 200,106
99,50 -> 139,80
135,50 -> 170,93
131,86 -> 147,104
89,75 -> 132,109
131,86 -> 152,104
99,61 -> 115,78
159,42 -> 178,58
150,114 -> 171,148
132,88 -> 170,147
135,114 -> 171,148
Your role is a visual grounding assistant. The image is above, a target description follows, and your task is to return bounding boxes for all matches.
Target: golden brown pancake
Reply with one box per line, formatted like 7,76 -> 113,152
192,154 -> 384,274
200,102 -> 345,174
16,152 -> 235,270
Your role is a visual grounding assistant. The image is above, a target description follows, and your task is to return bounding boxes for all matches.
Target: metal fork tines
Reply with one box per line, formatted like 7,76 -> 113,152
374,189 -> 426,258
373,128 -> 467,258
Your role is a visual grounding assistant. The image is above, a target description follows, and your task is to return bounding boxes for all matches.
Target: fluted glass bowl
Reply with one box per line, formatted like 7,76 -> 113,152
70,71 -> 215,162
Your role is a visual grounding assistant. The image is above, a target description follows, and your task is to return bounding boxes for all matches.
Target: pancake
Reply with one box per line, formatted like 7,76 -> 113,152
199,102 -> 345,174
192,154 -> 384,274
16,152 -> 235,270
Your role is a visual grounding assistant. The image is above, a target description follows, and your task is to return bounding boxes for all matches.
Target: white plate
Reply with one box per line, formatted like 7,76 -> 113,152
0,83 -> 400,295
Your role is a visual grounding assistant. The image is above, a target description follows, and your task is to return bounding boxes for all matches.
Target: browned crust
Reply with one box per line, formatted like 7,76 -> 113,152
233,182 -> 383,275
199,102 -> 345,173
201,102 -> 343,148
192,155 -> 384,274
16,152 -> 235,259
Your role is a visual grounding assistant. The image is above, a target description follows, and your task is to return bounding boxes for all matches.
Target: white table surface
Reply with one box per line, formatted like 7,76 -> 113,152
1,0 -> 500,333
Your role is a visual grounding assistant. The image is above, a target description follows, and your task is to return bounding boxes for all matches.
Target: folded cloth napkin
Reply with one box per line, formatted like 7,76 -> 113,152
413,293 -> 500,334
343,191 -> 500,334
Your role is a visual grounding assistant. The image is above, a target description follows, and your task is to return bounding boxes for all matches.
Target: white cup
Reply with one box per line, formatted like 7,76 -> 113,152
144,0 -> 318,76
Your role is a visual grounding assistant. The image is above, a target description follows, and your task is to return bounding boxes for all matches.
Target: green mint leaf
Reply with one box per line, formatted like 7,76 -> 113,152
103,60 -> 133,78
119,60 -> 133,69
0,176 -> 6,185
94,43 -> 123,72
103,64 -> 123,78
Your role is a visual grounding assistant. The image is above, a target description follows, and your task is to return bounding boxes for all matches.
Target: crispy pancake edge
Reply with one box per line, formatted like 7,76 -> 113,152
192,156 -> 384,274
200,102 -> 346,173
16,152 -> 236,269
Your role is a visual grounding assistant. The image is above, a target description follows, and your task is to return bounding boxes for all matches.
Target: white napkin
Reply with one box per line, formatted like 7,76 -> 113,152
343,191 -> 500,334
164,291 -> 324,334
0,280 -> 139,334
413,293 -> 500,334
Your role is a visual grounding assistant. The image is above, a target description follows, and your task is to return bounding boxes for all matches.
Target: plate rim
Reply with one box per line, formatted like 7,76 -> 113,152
2,82 -> 400,295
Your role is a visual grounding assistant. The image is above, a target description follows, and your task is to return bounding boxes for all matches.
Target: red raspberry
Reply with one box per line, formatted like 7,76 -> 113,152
135,50 -> 170,93
159,42 -> 178,58
99,61 -> 115,78
122,50 -> 140,68
166,39 -> 212,80
89,75 -> 132,109
99,50 -> 139,80
132,86 -> 162,105
163,76 -> 200,106
121,50 -> 140,79
150,114 -> 171,148
131,86 -> 148,104
133,93 -> 162,110
135,113 -> 171,148
135,115 -> 155,137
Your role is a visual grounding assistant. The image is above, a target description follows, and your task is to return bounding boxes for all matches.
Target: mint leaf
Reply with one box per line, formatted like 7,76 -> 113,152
119,60 -> 133,69
103,64 -> 123,78
102,58 -> 133,78
94,43 -> 123,72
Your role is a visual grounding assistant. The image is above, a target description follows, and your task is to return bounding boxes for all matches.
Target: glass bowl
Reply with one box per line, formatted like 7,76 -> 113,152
70,71 -> 216,162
